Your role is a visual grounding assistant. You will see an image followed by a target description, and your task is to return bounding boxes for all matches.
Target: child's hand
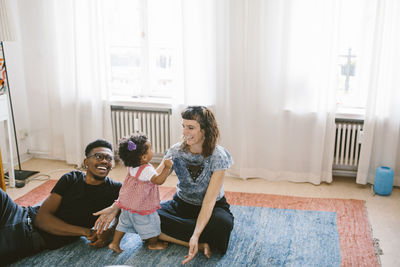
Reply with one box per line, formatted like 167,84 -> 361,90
164,158 -> 173,169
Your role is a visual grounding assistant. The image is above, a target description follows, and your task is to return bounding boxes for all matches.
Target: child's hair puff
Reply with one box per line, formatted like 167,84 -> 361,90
118,133 -> 149,168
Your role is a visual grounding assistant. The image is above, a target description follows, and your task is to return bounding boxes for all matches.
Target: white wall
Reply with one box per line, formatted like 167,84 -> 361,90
16,0 -> 53,157
0,0 -> 30,168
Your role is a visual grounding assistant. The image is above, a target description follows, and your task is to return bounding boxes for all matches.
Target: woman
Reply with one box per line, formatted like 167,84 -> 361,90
158,106 -> 234,265
94,106 -> 234,264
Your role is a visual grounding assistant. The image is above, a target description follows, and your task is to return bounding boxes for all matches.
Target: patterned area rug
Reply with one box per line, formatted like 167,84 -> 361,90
11,180 -> 379,266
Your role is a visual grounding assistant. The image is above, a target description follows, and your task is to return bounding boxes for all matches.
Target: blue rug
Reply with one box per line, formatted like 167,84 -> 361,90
10,206 -> 340,267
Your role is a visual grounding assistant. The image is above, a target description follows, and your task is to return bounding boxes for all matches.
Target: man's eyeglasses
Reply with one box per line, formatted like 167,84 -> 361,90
87,153 -> 114,162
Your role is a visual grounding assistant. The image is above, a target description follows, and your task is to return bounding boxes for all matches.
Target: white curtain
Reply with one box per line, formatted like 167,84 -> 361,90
19,0 -> 112,165
357,0 -> 400,185
146,0 -> 400,187
19,0 -> 399,185
170,0 -> 218,144
216,0 -> 338,184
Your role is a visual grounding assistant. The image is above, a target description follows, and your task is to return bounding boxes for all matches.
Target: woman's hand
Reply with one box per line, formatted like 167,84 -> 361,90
93,203 -> 120,234
182,235 -> 199,265
181,170 -> 224,264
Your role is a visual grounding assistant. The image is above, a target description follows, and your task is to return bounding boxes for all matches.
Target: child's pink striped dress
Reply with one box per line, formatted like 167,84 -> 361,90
115,164 -> 160,215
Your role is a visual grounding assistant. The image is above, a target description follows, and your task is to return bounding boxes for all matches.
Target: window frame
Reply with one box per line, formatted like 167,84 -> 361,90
105,0 -> 179,101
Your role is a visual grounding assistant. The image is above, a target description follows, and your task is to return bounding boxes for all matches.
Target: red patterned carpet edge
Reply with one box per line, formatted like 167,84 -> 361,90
15,180 -> 379,267
14,179 -> 58,206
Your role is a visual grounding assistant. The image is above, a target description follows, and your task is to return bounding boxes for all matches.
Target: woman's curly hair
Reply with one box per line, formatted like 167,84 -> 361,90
118,133 -> 149,168
181,106 -> 219,157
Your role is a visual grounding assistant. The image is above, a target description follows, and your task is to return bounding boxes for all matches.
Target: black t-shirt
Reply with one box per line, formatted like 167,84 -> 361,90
38,171 -> 121,249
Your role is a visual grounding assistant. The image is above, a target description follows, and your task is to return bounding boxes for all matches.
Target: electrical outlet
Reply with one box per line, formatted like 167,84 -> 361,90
19,129 -> 29,140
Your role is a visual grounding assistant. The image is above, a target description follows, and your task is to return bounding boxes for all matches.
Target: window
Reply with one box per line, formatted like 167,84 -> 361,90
335,0 -> 377,111
104,0 -> 182,99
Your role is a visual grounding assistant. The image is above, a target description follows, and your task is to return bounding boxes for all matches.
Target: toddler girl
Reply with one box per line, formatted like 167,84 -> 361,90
109,133 -> 173,252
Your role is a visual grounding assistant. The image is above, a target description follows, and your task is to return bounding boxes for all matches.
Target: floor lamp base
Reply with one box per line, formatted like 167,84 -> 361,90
13,170 -> 39,180
5,170 -> 40,188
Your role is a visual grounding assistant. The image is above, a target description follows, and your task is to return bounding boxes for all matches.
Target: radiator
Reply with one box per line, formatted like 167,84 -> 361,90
332,118 -> 364,177
111,105 -> 172,162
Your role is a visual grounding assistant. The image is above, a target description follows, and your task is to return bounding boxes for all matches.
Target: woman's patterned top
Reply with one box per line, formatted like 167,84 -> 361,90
164,142 -> 233,205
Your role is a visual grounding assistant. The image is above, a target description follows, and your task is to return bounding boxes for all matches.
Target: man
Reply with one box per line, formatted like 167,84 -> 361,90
0,139 -> 122,264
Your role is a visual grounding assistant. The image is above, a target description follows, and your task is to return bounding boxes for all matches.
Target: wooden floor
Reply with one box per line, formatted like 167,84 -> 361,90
5,158 -> 400,267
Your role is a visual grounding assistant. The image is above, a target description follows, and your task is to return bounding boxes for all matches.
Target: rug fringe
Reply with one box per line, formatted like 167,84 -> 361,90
373,238 -> 383,256
364,201 -> 383,267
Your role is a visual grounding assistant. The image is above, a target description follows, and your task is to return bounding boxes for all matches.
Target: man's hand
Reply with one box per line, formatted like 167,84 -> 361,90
85,229 -> 97,243
88,228 -> 114,248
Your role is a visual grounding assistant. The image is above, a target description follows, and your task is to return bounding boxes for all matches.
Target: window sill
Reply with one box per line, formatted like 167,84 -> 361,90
335,106 -> 365,120
109,96 -> 172,109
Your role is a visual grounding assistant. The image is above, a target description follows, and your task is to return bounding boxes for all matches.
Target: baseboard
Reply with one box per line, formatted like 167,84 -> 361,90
19,152 -> 33,163
332,169 -> 357,177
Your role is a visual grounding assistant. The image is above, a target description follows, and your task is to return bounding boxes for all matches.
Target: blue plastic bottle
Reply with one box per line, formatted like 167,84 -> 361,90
374,166 -> 394,196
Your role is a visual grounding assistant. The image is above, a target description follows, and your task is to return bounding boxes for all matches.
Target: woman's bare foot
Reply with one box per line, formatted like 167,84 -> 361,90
109,243 -> 123,253
148,240 -> 168,250
199,243 -> 212,258
146,236 -> 168,250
